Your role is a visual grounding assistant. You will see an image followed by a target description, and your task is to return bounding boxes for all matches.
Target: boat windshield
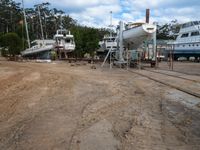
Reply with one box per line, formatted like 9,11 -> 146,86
31,41 -> 38,47
104,38 -> 115,42
182,21 -> 200,28
65,38 -> 73,43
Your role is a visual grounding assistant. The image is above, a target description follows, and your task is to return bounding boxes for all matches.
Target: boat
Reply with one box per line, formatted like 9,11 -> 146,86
98,34 -> 117,52
21,2 -> 54,59
21,28 -> 76,59
123,22 -> 156,49
102,21 -> 156,66
54,29 -> 75,58
168,21 -> 200,60
21,1 -> 75,59
21,40 -> 55,58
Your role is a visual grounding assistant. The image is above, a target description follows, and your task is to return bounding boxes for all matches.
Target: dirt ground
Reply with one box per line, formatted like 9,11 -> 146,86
0,60 -> 200,150
156,61 -> 200,75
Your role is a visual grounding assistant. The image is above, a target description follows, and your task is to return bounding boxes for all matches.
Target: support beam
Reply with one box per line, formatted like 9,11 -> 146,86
119,21 -> 124,62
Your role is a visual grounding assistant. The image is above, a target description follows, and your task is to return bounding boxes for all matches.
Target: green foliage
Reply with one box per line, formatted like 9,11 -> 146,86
0,33 -> 23,56
156,20 -> 181,40
50,50 -> 57,60
0,0 -> 22,33
71,26 -> 104,58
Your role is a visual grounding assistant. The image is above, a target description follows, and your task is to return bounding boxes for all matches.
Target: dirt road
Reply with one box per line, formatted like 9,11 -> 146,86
0,61 -> 200,150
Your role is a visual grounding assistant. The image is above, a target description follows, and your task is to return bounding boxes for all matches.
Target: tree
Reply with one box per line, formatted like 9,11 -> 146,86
0,0 -> 22,33
0,33 -> 23,56
70,26 -> 102,58
156,20 -> 181,40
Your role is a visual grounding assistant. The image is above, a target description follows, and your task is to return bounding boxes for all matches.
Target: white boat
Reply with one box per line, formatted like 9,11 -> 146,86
102,21 -> 156,66
21,40 -> 54,56
98,34 -> 117,52
21,29 -> 75,59
21,1 -> 75,59
123,22 -> 156,49
168,21 -> 200,60
54,29 -> 75,52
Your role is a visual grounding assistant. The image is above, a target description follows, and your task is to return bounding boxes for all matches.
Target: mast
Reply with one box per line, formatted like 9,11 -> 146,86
22,0 -> 30,48
109,11 -> 113,37
37,5 -> 44,44
60,14 -> 63,34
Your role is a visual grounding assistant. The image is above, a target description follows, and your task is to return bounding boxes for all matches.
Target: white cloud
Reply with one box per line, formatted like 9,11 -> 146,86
16,0 -> 200,27
70,2 -> 121,28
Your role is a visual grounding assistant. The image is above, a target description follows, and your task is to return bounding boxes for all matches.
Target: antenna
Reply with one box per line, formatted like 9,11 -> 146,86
22,0 -> 30,48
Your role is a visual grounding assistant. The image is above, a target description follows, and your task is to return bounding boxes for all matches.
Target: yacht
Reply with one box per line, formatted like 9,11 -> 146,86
54,29 -> 75,58
98,34 -> 117,52
169,21 -> 200,60
21,40 -> 54,56
123,22 -> 156,49
21,0 -> 75,59
21,29 -> 75,59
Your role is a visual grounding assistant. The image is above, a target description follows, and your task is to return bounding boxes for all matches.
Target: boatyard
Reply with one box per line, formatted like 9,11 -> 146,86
1,0 -> 200,149
0,60 -> 200,150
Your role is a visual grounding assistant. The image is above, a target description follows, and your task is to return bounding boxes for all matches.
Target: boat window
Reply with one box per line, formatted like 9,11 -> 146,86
197,44 -> 199,46
65,39 -> 71,43
193,21 -> 200,25
191,31 -> 200,36
181,33 -> 189,38
31,42 -> 37,47
182,21 -> 200,28
46,43 -> 53,45
182,23 -> 191,28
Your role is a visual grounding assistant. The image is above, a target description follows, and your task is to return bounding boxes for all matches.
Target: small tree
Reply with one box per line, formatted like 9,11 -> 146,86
0,32 -> 23,56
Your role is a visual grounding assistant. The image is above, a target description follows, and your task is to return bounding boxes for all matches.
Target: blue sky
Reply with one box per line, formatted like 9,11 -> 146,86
15,0 -> 200,27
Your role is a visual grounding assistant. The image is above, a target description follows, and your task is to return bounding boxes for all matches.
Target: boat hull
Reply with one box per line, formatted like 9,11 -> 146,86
21,45 -> 54,56
123,24 -> 156,49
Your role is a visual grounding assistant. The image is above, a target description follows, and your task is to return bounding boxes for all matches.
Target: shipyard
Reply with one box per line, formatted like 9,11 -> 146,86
0,0 -> 200,150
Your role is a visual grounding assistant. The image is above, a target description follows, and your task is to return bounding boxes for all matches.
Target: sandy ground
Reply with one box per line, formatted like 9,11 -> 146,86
0,60 -> 200,150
